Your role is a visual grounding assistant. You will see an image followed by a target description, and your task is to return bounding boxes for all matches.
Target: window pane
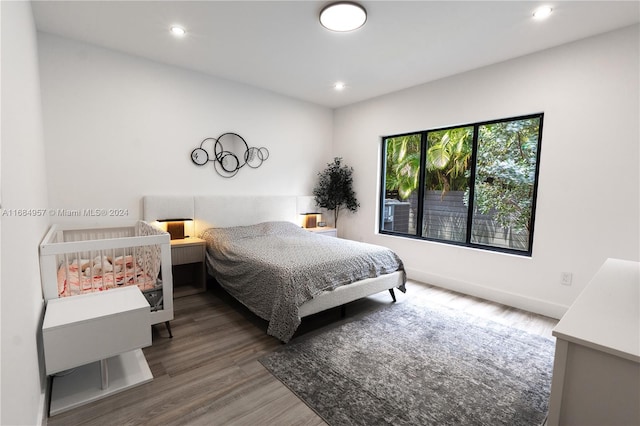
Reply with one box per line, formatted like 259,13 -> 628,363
471,117 -> 541,251
422,126 -> 474,242
382,134 -> 421,235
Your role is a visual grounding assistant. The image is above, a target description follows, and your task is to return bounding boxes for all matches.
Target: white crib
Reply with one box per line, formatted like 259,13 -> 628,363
39,221 -> 173,329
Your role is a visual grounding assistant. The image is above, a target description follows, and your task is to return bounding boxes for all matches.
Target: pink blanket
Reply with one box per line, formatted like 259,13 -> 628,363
57,255 -> 158,297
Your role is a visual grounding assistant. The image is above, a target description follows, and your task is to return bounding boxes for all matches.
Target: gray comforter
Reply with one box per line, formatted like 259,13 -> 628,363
201,221 -> 406,342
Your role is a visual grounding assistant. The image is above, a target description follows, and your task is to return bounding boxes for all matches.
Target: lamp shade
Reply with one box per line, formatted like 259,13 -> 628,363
157,218 -> 192,240
300,213 -> 321,229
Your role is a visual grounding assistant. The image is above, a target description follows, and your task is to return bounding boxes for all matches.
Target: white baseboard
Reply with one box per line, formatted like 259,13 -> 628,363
38,298 -> 50,426
37,381 -> 48,426
406,268 -> 569,319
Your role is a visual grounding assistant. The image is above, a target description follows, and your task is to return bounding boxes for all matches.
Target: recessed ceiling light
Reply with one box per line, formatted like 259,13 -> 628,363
532,6 -> 553,20
334,82 -> 346,91
320,2 -> 367,32
170,26 -> 186,36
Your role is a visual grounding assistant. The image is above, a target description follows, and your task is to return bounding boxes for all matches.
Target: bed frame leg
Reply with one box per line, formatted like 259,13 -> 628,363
165,321 -> 173,338
389,288 -> 397,303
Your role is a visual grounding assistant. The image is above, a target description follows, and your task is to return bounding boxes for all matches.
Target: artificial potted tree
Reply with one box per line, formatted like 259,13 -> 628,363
313,157 -> 360,227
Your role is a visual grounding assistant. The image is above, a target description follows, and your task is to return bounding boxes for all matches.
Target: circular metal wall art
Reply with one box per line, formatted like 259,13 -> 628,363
190,132 -> 269,178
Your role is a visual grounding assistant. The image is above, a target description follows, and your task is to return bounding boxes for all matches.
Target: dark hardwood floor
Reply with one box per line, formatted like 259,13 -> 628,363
47,280 -> 557,425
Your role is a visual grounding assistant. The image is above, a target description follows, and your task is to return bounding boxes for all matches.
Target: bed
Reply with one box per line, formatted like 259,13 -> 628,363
143,195 -> 406,342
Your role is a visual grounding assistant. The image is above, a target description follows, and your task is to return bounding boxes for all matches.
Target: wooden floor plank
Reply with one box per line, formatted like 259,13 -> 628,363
47,279 -> 558,425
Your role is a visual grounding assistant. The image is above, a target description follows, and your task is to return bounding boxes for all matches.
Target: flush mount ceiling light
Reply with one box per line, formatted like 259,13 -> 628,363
334,82 -> 346,91
532,6 -> 553,20
320,2 -> 367,32
170,25 -> 186,36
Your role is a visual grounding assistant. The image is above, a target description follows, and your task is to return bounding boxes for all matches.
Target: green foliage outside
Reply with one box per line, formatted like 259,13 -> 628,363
384,117 -> 540,233
384,126 -> 474,198
471,118 -> 540,232
313,157 -> 360,227
425,126 -> 474,192
384,134 -> 421,199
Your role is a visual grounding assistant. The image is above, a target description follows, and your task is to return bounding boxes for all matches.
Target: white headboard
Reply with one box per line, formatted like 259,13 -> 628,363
143,195 -> 194,221
143,195 -> 304,237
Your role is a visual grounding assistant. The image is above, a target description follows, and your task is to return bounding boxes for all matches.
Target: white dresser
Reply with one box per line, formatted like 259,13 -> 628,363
43,286 -> 153,415
547,258 -> 639,425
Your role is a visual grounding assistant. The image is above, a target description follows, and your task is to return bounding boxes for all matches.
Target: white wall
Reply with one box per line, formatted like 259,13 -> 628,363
1,2 -> 50,424
333,25 -> 640,318
37,33 -> 333,226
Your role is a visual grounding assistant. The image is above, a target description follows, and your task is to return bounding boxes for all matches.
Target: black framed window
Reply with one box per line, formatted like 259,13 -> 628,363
380,113 -> 543,256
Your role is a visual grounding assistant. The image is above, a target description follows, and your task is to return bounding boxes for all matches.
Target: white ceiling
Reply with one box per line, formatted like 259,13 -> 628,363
32,1 -> 640,108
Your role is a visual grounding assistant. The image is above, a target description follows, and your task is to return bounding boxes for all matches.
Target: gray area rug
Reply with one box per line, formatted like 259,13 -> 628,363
259,301 -> 555,426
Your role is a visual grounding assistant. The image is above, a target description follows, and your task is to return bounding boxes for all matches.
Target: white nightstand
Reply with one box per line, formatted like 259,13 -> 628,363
171,237 -> 206,298
43,287 -> 152,415
306,227 -> 337,237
